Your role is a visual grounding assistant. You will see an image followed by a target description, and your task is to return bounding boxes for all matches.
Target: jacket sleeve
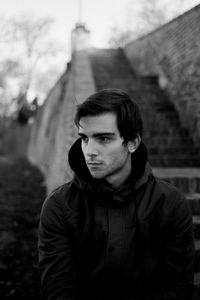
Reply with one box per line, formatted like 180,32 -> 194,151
38,192 -> 77,300
150,191 -> 195,300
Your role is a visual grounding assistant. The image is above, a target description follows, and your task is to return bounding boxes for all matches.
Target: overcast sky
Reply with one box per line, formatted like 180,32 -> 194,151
1,0 -> 200,50
0,0 -> 131,48
1,0 -> 200,102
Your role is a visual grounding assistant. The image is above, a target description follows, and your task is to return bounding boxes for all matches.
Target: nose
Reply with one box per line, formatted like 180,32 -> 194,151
85,139 -> 98,157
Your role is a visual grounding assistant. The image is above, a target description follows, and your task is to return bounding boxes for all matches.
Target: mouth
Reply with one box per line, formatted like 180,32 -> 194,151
86,162 -> 104,176
87,162 -> 102,166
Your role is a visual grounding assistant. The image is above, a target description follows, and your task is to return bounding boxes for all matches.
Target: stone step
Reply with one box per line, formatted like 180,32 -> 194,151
193,272 -> 200,300
149,158 -> 200,168
187,194 -> 200,216
153,168 -> 200,193
147,144 -> 199,153
191,244 -> 200,300
194,271 -> 200,286
150,153 -> 200,162
193,216 -> 200,239
195,239 -> 200,272
150,157 -> 200,165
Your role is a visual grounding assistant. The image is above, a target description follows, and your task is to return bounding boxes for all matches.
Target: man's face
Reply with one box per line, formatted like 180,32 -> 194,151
78,113 -> 132,187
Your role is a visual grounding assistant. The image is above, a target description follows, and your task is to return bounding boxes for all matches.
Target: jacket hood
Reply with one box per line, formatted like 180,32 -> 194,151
68,138 -> 151,192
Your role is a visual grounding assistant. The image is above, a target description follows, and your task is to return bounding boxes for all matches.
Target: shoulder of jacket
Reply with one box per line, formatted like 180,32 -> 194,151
154,176 -> 183,195
39,183 -> 83,234
42,181 -> 82,212
49,181 -> 74,198
152,175 -> 188,209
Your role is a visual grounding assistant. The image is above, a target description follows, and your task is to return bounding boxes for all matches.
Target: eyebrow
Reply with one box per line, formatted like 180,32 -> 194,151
78,132 -> 116,138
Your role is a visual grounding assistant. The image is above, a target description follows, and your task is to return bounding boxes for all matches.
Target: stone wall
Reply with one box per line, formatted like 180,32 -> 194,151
28,50 -> 95,193
28,72 -> 67,175
124,4 -> 200,144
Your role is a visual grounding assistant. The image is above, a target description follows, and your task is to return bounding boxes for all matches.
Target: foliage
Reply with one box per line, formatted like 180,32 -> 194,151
0,13 -> 64,116
0,156 -> 46,299
108,0 -> 197,48
108,27 -> 134,48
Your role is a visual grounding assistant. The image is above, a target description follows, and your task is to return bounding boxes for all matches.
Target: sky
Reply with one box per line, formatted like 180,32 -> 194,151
0,0 -> 200,103
0,0 -> 131,50
1,0 -> 200,52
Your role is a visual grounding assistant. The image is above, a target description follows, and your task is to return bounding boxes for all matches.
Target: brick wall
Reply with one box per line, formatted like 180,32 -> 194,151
28,50 -> 95,193
124,4 -> 200,144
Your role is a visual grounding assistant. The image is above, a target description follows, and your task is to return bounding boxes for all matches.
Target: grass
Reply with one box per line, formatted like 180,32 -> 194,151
0,155 -> 47,300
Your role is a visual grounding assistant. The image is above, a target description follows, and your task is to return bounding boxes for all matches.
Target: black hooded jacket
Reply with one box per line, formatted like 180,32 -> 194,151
38,138 -> 195,300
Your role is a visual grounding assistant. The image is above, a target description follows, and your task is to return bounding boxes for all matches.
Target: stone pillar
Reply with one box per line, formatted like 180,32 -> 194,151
72,50 -> 96,104
71,22 -> 90,53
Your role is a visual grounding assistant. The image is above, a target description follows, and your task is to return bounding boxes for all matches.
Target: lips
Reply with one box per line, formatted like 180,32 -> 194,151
87,162 -> 102,165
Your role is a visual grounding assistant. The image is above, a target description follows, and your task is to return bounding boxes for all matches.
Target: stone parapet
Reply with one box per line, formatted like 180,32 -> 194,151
28,50 -> 95,193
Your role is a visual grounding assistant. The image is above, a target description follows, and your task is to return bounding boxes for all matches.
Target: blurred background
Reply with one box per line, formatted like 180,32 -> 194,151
0,0 -> 200,299
0,0 -> 199,112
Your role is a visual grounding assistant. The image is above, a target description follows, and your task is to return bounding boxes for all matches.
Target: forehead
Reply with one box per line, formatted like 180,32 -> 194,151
78,113 -> 119,134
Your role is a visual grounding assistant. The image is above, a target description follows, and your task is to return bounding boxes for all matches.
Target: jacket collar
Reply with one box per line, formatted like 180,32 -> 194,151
135,162 -> 153,190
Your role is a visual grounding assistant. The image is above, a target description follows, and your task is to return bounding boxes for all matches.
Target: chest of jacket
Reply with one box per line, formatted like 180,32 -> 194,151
66,177 -> 168,281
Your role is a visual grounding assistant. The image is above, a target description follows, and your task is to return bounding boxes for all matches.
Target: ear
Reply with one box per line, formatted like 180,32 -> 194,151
127,134 -> 141,153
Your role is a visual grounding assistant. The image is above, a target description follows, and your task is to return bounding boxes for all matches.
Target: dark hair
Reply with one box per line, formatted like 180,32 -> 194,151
74,88 -> 143,143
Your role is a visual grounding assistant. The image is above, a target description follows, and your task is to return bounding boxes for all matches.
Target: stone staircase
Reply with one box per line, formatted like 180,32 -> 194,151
153,168 -> 200,299
89,48 -> 200,167
192,208 -> 200,299
89,48 -> 200,299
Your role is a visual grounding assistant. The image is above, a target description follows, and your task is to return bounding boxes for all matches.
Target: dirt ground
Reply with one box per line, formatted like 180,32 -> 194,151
0,155 -> 47,300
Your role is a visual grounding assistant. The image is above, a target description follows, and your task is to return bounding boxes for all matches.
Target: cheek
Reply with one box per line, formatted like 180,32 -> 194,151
106,145 -> 128,162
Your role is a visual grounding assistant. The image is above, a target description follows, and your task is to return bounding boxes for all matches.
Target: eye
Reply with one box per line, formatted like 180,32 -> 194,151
99,136 -> 111,143
80,136 -> 88,143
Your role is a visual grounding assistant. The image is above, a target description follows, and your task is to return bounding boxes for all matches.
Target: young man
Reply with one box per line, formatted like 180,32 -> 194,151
38,88 -> 195,300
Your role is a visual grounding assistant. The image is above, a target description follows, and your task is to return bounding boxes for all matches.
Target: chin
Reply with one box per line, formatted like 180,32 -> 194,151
89,170 -> 104,179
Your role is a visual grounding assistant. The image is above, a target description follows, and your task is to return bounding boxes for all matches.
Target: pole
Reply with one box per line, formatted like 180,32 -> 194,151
78,0 -> 82,22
